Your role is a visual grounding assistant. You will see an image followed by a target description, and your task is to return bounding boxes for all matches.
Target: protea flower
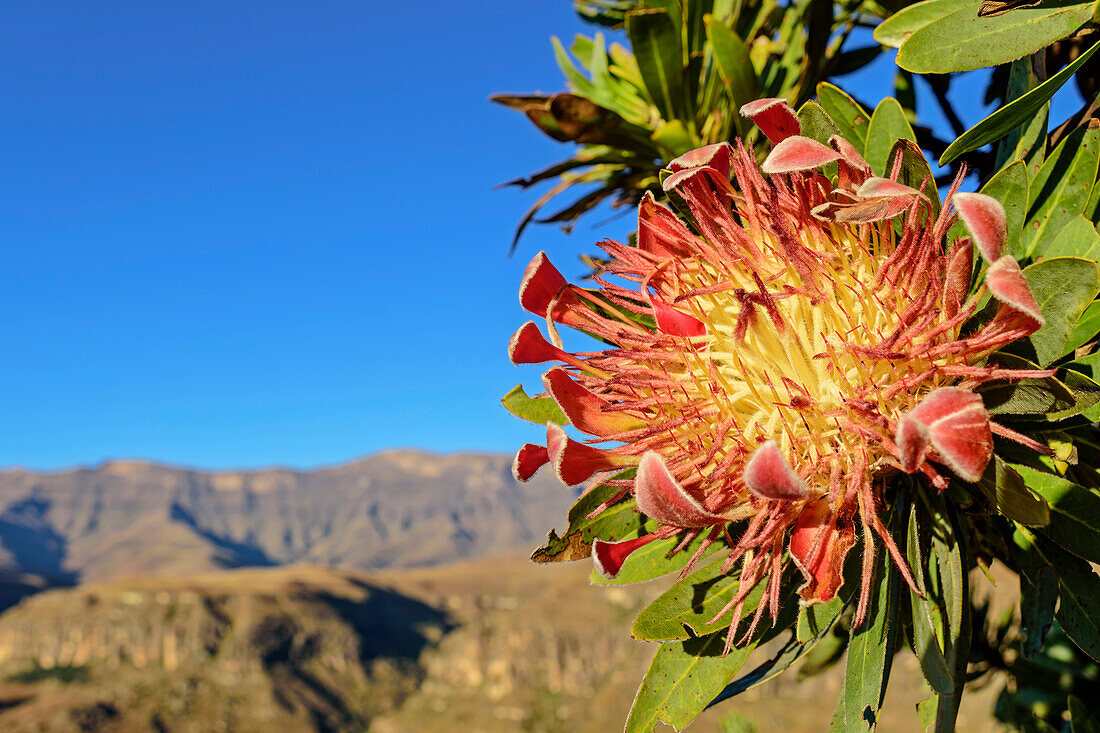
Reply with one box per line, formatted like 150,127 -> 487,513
509,99 -> 1049,646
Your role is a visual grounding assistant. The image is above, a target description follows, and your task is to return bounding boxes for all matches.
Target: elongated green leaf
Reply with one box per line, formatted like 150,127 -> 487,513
994,56 -> 1046,173
897,0 -> 1092,74
865,97 -> 917,177
625,632 -> 756,733
1023,125 -> 1100,258
501,384 -> 567,425
874,0 -> 968,48
1014,465 -> 1100,565
816,82 -> 871,152
626,8 -> 684,122
531,470 -> 644,563
844,550 -> 899,730
907,500 -> 954,694
705,16 -> 759,116
632,559 -> 760,640
940,41 -> 1099,165
570,33 -> 595,68
925,488 -> 969,733
551,36 -> 634,120
1005,257 -> 1100,367
976,456 -> 1049,526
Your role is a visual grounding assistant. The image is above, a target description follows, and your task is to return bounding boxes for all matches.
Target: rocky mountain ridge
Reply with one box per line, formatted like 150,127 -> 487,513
0,450 -> 574,589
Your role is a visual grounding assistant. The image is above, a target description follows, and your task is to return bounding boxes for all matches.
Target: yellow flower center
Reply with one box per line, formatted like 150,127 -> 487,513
649,217 -> 969,497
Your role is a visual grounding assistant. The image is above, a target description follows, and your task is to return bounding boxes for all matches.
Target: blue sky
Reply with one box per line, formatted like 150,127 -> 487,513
0,3 -> 1079,469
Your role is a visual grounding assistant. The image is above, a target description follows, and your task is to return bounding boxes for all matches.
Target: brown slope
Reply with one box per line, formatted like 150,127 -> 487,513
0,451 -> 574,585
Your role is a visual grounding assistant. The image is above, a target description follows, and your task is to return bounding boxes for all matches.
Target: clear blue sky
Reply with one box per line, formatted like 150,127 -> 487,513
0,2 -> 1079,470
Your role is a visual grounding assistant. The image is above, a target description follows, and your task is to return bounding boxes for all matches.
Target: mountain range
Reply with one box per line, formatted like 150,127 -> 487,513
0,450 -> 575,589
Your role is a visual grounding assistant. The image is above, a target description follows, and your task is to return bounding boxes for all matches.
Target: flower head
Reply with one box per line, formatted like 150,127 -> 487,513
510,100 -> 1048,644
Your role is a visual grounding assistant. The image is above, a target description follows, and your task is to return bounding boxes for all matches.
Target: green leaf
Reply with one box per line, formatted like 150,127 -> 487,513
976,352 -> 1100,421
1065,300 -> 1100,355
940,42 -> 1099,166
874,0 -> 966,49
1021,528 -> 1100,662
796,100 -> 841,145
897,0 -> 1092,74
1014,465 -> 1100,565
979,161 -> 1030,259
569,34 -> 595,68
632,558 -> 761,640
705,16 -> 759,119
501,384 -> 567,425
553,36 -> 599,100
1022,125 -> 1100,258
816,82 -> 871,152
531,470 -> 645,563
977,371 -> 1075,416
1005,257 -> 1100,367
867,103 -> 907,155
797,595 -> 843,643
924,487 -> 970,732
590,530 -> 715,585
625,632 -> 756,733
865,97 -> 917,177
975,456 -> 1050,526
626,8 -> 685,122
1043,216 -> 1100,261
843,547 -> 899,730
993,57 -> 1047,173
906,499 -> 954,694
1038,367 -> 1100,420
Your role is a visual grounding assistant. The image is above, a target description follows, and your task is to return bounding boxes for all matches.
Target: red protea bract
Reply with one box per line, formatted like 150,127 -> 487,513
510,99 -> 1050,646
